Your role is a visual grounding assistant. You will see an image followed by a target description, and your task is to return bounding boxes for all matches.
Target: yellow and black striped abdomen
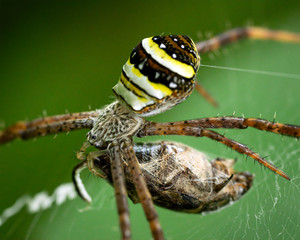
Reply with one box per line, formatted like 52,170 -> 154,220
113,35 -> 200,116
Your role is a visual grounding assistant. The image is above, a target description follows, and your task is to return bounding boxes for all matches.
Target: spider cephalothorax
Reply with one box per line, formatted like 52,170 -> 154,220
87,101 -> 144,148
1,27 -> 300,240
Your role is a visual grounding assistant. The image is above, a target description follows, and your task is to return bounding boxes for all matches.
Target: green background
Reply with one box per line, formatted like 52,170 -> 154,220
0,0 -> 299,239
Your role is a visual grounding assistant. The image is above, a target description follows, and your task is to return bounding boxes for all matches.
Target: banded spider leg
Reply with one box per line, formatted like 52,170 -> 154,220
193,27 -> 300,106
137,117 -> 300,180
74,138 -> 164,240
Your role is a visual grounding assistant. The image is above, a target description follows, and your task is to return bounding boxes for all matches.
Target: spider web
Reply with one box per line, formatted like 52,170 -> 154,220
0,137 -> 299,240
0,69 -> 299,240
174,140 -> 300,240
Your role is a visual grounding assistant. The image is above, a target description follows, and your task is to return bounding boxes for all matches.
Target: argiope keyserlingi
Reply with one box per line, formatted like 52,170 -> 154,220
1,27 -> 300,240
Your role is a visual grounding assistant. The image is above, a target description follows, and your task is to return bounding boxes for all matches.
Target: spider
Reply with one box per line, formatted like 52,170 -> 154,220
1,27 -> 300,240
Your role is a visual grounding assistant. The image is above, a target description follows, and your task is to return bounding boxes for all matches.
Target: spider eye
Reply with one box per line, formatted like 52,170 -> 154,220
113,35 -> 201,116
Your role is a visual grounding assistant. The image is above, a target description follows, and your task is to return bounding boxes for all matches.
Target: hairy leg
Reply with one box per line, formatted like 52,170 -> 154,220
0,111 -> 99,144
108,141 -> 131,240
196,27 -> 300,54
122,139 -> 164,240
137,119 -> 298,180
194,27 -> 300,106
139,117 -> 300,137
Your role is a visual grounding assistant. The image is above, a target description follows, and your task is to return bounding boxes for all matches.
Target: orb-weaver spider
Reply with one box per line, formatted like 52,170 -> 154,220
1,27 -> 300,240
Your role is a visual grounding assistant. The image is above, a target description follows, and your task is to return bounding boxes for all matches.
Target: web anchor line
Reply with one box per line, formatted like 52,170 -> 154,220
201,64 -> 300,80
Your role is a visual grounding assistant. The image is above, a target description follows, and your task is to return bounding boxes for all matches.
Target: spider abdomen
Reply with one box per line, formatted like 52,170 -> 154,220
113,35 -> 200,116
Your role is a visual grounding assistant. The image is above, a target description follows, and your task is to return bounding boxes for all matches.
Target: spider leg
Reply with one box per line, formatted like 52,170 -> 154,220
194,27 -> 300,106
195,81 -> 218,107
73,143 -> 107,203
76,141 -> 107,178
138,121 -> 292,180
213,174 -> 233,193
204,129 -> 291,180
122,139 -> 164,240
108,140 -> 131,240
76,141 -> 91,161
0,111 -> 99,144
196,27 -> 300,54
140,117 -> 300,137
72,161 -> 92,203
87,151 -> 107,179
